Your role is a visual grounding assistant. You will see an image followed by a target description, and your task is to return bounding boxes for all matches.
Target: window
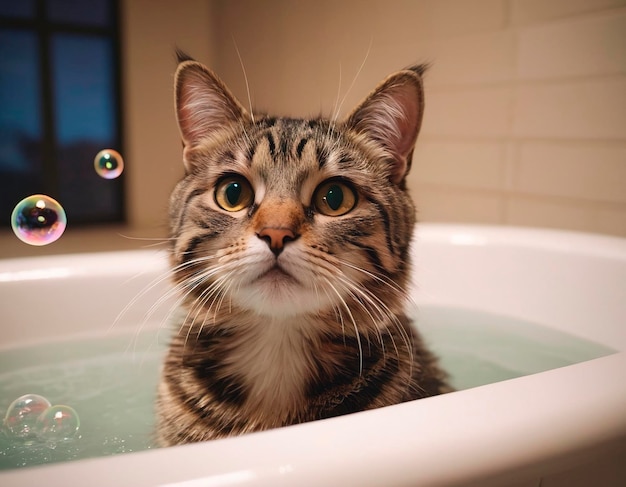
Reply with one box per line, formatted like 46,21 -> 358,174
0,0 -> 124,227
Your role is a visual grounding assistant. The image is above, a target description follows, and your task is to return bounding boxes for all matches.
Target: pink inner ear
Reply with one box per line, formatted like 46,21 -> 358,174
347,73 -> 424,184
384,86 -> 420,183
175,64 -> 247,149
177,73 -> 227,146
390,86 -> 421,158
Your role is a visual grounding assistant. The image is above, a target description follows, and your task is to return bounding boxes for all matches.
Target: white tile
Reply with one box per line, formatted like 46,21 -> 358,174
411,141 -> 505,189
511,0 -> 626,25
515,142 -> 626,203
366,0 -> 508,41
513,78 -> 626,139
411,186 -> 504,223
503,142 -> 518,190
595,207 -> 626,236
422,31 -> 516,86
517,11 -> 626,79
423,87 -> 513,137
505,196 -> 596,232
421,0 -> 508,38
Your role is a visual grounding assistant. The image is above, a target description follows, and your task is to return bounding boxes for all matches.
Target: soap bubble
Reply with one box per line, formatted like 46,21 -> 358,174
94,149 -> 124,179
11,194 -> 67,246
3,394 -> 51,439
35,405 -> 80,443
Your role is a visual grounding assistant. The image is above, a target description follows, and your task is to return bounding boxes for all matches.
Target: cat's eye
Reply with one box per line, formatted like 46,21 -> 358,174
313,180 -> 357,217
215,176 -> 254,212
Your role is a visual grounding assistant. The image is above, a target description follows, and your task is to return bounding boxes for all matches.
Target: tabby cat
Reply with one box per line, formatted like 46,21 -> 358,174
156,52 -> 450,446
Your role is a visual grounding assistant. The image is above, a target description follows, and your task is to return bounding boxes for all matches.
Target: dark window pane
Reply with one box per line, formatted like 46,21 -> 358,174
0,28 -> 43,217
46,0 -> 110,27
0,0 -> 35,18
52,34 -> 115,145
51,33 -> 122,222
0,0 -> 122,229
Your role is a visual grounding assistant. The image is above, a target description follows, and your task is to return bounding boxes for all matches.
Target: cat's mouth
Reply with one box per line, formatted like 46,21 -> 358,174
257,264 -> 298,283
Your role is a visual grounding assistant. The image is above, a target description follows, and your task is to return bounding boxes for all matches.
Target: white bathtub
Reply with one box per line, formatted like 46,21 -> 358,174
1,224 -> 625,486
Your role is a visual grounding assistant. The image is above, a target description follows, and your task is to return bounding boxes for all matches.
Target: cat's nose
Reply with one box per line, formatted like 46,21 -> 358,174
257,227 -> 297,256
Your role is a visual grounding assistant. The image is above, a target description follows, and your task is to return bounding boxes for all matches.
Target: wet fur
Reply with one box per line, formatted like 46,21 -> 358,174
156,53 -> 450,446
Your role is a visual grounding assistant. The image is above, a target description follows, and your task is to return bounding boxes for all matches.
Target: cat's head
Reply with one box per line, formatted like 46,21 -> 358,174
169,54 -> 425,323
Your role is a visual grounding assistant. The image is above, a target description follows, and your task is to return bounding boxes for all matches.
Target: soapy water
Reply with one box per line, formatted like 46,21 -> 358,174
10,195 -> 67,246
94,149 -> 124,179
0,331 -> 162,469
0,306 -> 615,470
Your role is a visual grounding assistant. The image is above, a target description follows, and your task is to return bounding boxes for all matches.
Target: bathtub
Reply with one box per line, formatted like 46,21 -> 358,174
1,224 -> 625,486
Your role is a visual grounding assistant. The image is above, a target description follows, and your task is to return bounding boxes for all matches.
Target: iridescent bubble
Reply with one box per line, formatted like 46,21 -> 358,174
35,405 -> 80,443
11,194 -> 67,246
3,394 -> 51,439
94,149 -> 124,179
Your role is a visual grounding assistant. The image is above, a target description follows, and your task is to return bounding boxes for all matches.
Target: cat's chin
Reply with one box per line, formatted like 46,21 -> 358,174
232,271 -> 332,318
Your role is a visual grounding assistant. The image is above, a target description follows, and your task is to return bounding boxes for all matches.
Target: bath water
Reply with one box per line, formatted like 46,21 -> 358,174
0,306 -> 615,470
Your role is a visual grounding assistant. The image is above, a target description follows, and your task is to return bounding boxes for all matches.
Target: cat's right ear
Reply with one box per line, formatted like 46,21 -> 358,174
175,60 -> 250,170
344,65 -> 426,185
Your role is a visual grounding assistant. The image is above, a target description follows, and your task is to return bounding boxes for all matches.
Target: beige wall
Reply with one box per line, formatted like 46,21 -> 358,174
122,0 -> 215,230
2,0 -> 625,258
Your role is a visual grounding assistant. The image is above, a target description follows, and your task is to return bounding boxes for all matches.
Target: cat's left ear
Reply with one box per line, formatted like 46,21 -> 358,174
175,59 -> 251,170
345,65 -> 426,184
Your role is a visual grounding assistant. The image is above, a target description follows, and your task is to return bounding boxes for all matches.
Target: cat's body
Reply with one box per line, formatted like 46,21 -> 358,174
156,53 -> 450,446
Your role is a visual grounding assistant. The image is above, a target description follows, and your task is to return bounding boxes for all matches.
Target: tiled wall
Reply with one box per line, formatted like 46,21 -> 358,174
213,0 -> 626,237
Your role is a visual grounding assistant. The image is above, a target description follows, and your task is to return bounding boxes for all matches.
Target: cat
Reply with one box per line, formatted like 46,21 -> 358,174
155,51 -> 450,446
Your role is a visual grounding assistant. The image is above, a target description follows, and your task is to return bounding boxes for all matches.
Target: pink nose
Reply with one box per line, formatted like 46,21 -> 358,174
257,227 -> 296,255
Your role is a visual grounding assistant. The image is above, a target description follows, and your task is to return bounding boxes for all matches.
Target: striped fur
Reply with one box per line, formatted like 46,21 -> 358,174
156,55 -> 450,446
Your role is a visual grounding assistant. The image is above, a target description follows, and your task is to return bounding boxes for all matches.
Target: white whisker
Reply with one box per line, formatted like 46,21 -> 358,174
304,246 -> 415,370
332,38 -> 373,123
113,233 -> 174,250
322,276 -> 363,375
233,37 -> 254,123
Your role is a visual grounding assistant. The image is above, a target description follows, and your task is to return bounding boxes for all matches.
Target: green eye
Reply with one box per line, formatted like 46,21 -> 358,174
215,176 -> 254,212
314,180 -> 357,216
